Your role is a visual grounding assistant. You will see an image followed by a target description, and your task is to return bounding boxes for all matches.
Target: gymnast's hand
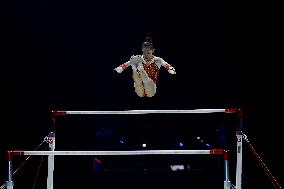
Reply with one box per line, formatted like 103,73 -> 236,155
168,66 -> 176,74
114,66 -> 123,73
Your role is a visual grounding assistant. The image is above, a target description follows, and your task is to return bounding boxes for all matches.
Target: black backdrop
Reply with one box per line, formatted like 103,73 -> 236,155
1,0 -> 283,188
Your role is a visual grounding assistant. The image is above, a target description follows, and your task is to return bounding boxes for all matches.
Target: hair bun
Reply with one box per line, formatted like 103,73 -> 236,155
145,37 -> 152,43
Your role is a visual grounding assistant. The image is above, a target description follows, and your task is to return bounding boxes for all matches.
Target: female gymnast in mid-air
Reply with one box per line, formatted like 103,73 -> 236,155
114,37 -> 176,97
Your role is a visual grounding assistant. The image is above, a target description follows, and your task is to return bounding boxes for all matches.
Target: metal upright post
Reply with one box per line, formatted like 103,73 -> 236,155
223,150 -> 231,189
236,109 -> 243,189
47,111 -> 56,189
6,151 -> 14,189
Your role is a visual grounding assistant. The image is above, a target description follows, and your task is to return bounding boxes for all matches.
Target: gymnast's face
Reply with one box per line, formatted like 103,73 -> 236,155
142,47 -> 154,58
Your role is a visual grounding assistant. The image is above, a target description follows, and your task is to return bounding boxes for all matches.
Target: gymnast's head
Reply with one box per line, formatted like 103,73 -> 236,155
142,37 -> 154,58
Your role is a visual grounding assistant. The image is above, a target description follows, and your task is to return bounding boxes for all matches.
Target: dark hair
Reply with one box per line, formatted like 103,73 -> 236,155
142,37 -> 154,50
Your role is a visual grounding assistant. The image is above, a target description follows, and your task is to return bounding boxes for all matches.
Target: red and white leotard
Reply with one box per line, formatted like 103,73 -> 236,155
115,55 -> 175,83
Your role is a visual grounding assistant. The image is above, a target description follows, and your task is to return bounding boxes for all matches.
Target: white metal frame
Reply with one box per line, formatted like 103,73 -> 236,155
6,109 -> 242,189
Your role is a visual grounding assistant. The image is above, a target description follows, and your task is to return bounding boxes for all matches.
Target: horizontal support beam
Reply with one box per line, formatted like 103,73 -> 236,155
51,109 -> 239,116
11,149 -> 226,156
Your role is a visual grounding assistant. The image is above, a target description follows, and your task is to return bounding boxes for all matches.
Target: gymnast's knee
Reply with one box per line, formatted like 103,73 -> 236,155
134,84 -> 145,97
145,90 -> 156,97
144,84 -> 156,97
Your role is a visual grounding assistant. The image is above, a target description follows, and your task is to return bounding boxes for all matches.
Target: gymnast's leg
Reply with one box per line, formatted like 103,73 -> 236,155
139,69 -> 156,97
132,71 -> 145,97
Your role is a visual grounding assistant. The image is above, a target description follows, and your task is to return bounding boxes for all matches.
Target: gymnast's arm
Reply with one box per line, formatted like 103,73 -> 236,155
114,61 -> 131,73
159,58 -> 176,74
114,55 -> 142,73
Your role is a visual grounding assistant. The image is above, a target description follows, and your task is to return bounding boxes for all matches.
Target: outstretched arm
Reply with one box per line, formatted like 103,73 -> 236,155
114,55 -> 143,73
114,61 -> 131,73
160,58 -> 176,74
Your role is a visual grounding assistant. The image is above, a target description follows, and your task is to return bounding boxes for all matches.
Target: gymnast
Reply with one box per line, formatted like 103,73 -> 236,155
114,37 -> 176,97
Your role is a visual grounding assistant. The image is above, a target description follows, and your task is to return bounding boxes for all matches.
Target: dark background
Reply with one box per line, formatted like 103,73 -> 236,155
1,0 -> 283,188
